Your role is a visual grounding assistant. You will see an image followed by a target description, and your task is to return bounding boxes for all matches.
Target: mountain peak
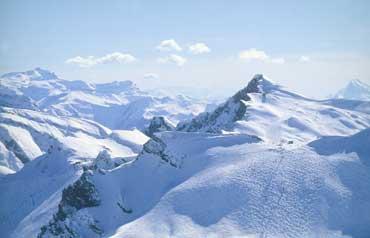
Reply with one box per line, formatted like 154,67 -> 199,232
348,79 -> 369,88
29,68 -> 58,80
177,74 -> 278,133
145,116 -> 175,137
232,74 -> 276,102
1,67 -> 58,81
250,74 -> 275,91
334,79 -> 370,101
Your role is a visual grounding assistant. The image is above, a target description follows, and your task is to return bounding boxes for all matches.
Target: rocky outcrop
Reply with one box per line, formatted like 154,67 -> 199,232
142,136 -> 182,168
38,169 -> 102,238
145,116 -> 175,137
177,74 -> 276,133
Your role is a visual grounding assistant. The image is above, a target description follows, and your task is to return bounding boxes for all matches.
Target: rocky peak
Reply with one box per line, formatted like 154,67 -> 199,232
177,74 -> 276,133
232,74 -> 275,102
145,116 -> 175,137
38,169 -> 102,237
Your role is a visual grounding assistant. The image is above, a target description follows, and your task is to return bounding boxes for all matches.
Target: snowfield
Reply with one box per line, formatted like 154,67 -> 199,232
1,69 -> 370,238
112,139 -> 370,238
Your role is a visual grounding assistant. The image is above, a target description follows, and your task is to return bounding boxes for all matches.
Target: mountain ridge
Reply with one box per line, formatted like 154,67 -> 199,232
0,68 -> 210,130
1,70 -> 370,238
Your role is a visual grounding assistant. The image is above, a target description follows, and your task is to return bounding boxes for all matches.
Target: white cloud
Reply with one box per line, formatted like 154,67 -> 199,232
299,56 -> 310,62
239,48 -> 284,64
156,39 -> 182,52
157,54 -> 187,66
143,73 -> 159,80
189,43 -> 211,54
239,48 -> 269,61
66,52 -> 136,67
271,57 -> 285,64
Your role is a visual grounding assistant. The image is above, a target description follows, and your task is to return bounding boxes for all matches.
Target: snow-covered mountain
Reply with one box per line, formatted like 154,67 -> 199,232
333,79 -> 370,101
0,106 -> 149,175
1,73 -> 370,238
178,74 -> 370,144
0,68 -> 209,130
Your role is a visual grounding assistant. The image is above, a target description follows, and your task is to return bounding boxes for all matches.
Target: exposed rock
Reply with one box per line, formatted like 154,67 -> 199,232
93,149 -> 116,171
142,136 -> 182,168
177,74 -> 276,133
145,116 -> 175,137
38,170 -> 101,238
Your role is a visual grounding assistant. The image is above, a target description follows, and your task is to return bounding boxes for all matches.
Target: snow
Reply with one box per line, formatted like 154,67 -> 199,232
1,68 -> 210,130
0,141 -> 23,174
308,128 -> 370,166
1,70 -> 370,238
60,131 -> 137,159
0,124 -> 43,162
0,107 -> 147,174
110,129 -> 150,152
323,98 -> 370,114
0,165 -> 16,176
110,133 -> 370,238
179,75 -> 370,144
333,79 -> 370,101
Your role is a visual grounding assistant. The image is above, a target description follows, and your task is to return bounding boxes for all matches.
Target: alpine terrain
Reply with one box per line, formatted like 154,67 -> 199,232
1,69 -> 370,238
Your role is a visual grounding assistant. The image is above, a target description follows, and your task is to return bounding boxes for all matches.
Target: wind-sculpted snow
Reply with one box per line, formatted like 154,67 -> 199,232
4,132 -> 259,238
4,129 -> 370,237
111,139 -> 370,238
323,99 -> 370,114
309,128 -> 370,166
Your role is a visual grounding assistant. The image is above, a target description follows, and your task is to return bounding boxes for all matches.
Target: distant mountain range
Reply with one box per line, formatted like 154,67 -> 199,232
0,68 -> 211,130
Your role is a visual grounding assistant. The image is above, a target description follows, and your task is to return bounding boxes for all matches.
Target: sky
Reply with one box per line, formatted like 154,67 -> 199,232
1,0 -> 370,99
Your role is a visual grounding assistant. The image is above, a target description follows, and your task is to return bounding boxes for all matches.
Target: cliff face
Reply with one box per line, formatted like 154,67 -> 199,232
177,74 -> 276,133
38,170 -> 101,238
144,116 -> 175,137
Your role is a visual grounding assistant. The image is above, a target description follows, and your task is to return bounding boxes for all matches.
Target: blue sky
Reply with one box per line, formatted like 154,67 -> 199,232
1,0 -> 370,98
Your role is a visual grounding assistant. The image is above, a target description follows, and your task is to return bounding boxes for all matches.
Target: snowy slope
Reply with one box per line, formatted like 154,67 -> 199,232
309,128 -> 370,166
111,133 -> 370,238
0,107 -> 149,175
178,74 -> 370,144
333,79 -> 370,101
1,73 -> 370,238
0,108 -> 150,236
323,98 -> 370,114
6,129 -> 370,238
7,132 -> 260,238
0,68 -> 209,130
